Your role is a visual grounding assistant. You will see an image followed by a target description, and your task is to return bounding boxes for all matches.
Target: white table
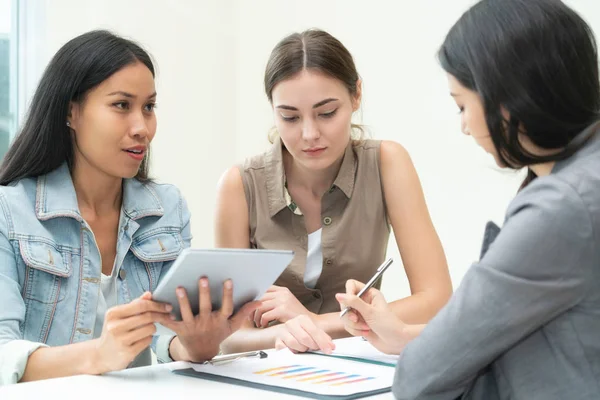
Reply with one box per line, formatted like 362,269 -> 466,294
0,361 -> 395,399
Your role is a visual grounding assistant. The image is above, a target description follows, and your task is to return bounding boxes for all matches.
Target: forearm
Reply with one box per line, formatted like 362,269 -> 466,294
402,324 -> 426,342
21,340 -> 101,382
388,291 -> 450,325
219,323 -> 285,354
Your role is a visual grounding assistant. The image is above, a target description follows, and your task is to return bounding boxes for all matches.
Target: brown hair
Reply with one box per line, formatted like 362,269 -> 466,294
264,29 -> 364,143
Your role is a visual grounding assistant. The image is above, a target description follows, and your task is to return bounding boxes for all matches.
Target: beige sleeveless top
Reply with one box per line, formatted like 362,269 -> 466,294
239,138 -> 390,314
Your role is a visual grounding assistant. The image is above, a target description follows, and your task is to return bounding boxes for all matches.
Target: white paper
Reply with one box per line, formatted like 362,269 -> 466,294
190,349 -> 394,396
316,337 -> 399,366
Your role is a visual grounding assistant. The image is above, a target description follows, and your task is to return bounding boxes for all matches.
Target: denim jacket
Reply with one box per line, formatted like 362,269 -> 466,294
0,164 -> 191,385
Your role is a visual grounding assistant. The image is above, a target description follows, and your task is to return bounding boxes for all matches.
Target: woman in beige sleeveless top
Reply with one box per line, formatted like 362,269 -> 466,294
216,29 -> 452,354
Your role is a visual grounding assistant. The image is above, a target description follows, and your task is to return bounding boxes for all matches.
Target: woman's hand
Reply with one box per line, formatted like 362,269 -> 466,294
160,278 -> 261,362
252,285 -> 314,328
274,315 -> 335,354
336,280 -> 411,355
93,291 -> 173,373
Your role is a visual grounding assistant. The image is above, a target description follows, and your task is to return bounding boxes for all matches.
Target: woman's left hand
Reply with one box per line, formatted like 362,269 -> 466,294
158,278 -> 261,362
252,285 -> 314,328
274,315 -> 335,354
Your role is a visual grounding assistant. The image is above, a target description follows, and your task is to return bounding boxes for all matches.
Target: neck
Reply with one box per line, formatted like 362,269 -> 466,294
529,161 -> 555,178
283,150 -> 344,198
71,158 -> 123,216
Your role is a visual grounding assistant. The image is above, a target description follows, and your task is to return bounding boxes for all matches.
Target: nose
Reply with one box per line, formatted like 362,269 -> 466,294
129,112 -> 150,139
461,115 -> 469,136
302,118 -> 320,141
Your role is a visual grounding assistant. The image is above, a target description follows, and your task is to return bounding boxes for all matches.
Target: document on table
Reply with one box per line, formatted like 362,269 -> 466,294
175,348 -> 395,398
313,337 -> 399,367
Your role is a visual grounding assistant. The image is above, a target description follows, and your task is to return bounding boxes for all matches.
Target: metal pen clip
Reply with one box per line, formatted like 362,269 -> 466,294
204,350 -> 268,366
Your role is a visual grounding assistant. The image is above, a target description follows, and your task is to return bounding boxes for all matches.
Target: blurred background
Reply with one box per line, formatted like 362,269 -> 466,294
2,0 -> 598,301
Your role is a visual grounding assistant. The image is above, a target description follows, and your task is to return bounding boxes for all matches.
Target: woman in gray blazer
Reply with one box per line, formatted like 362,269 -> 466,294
336,0 -> 600,399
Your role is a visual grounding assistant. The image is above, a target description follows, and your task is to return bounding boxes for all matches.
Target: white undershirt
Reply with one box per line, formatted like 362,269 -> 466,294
304,228 -> 323,289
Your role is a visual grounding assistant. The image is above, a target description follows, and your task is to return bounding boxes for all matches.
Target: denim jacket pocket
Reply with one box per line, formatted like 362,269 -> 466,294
18,239 -> 73,304
131,230 -> 182,263
129,231 -> 182,292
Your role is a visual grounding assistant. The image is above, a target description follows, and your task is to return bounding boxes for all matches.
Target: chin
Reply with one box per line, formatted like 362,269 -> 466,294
114,166 -> 141,180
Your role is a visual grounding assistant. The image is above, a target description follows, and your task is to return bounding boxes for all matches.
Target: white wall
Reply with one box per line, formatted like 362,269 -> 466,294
28,0 -> 600,301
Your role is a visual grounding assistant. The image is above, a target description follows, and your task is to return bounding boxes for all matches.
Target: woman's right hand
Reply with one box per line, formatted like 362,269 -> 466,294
336,280 -> 410,355
92,291 -> 173,374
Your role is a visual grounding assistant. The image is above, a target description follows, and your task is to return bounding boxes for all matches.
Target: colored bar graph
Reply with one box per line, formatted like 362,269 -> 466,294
297,372 -> 343,382
314,374 -> 360,384
254,365 -> 299,375
269,367 -> 314,376
283,369 -> 329,379
331,377 -> 375,386
252,365 -> 377,387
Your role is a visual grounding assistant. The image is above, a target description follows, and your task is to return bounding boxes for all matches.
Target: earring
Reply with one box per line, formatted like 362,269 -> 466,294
66,121 -> 71,127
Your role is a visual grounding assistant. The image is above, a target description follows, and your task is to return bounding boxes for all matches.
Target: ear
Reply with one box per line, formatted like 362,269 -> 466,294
352,79 -> 362,112
67,101 -> 81,131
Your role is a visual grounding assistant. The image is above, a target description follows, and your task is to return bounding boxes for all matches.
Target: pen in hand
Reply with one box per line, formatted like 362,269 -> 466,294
339,258 -> 393,318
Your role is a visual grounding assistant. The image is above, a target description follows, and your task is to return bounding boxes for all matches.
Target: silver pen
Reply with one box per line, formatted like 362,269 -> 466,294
339,258 -> 394,318
204,350 -> 268,366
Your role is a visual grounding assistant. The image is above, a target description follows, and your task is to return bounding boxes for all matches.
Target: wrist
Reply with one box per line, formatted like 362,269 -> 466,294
168,336 -> 185,361
86,339 -> 106,375
399,323 -> 424,346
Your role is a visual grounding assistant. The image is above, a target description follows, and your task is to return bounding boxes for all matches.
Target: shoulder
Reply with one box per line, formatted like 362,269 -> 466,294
240,150 -> 269,172
0,177 -> 38,227
360,140 -> 415,174
217,166 -> 245,196
353,139 -> 412,162
507,175 -> 592,240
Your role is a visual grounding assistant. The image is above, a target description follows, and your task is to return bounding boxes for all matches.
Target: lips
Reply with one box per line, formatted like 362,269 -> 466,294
302,147 -> 327,157
123,146 -> 146,161
303,147 -> 326,153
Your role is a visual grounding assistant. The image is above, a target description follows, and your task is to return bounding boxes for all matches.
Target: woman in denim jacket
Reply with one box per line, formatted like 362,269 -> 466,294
0,30 -> 258,385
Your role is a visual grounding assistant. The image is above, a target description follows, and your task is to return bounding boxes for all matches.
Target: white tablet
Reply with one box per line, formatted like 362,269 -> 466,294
152,248 -> 294,321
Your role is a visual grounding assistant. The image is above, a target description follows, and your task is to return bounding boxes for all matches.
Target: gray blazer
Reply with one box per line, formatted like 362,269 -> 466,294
392,122 -> 600,400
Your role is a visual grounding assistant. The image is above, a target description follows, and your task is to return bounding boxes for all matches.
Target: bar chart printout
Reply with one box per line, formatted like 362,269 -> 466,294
190,350 -> 395,396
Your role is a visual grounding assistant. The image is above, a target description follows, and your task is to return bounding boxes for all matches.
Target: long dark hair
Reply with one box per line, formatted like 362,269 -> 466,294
0,30 -> 155,186
438,0 -> 600,188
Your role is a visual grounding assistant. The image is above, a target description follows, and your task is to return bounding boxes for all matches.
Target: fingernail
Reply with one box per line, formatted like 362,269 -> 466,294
225,280 -> 232,289
201,279 -> 208,287
165,304 -> 173,312
177,288 -> 185,298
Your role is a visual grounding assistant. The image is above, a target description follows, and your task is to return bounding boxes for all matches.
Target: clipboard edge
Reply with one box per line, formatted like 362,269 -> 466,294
172,367 -> 392,400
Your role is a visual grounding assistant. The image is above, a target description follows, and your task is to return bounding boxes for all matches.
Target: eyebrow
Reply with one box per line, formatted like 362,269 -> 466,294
276,97 -> 339,111
107,91 -> 157,99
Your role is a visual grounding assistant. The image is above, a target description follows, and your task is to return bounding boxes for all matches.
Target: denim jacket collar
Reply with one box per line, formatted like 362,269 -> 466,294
35,163 -> 165,221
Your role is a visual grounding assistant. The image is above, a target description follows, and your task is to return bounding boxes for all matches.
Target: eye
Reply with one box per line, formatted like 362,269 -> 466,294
281,114 -> 299,122
320,109 -> 338,119
113,101 -> 129,110
144,102 -> 156,112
